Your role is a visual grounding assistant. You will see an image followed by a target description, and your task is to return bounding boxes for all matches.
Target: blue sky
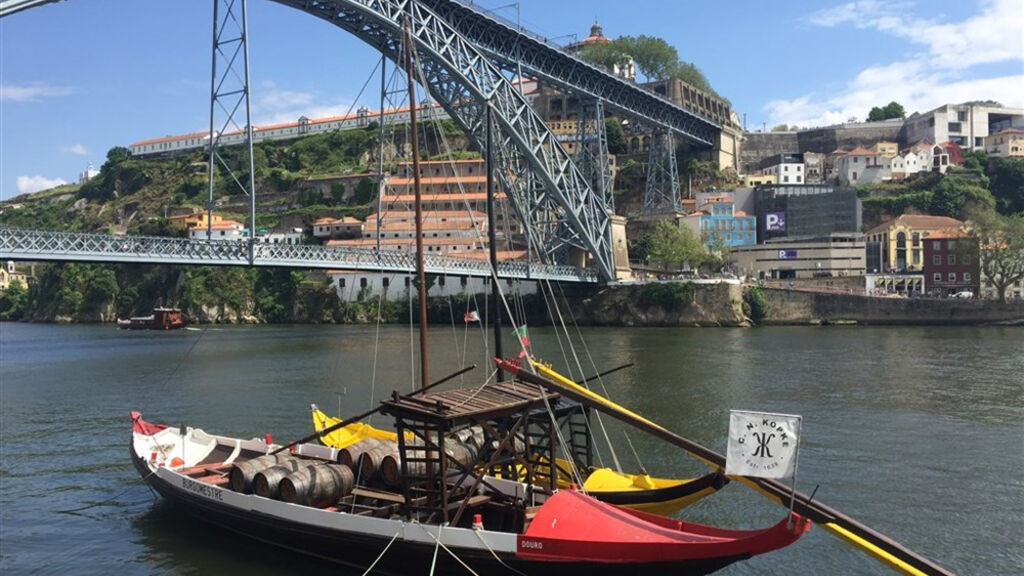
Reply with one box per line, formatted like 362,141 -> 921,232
1,0 -> 1021,200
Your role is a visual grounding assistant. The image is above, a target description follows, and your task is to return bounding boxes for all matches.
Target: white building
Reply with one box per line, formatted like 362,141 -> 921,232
256,228 -> 303,245
189,220 -> 245,241
902,103 -> 1024,151
759,153 -> 805,184
328,271 -> 536,302
835,147 -> 891,186
77,163 -> 100,184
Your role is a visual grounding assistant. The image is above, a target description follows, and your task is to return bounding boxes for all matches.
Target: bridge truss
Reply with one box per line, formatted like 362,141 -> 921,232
0,228 -> 599,282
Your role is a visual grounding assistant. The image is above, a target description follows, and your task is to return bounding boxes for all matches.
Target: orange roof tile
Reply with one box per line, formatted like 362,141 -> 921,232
926,227 -> 970,239
132,131 -> 209,146
388,176 -> 489,185
866,214 -> 964,235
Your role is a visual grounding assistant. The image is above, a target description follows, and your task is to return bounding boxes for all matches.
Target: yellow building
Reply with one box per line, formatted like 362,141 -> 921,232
167,211 -> 225,231
744,173 -> 777,187
869,141 -> 899,157
0,262 -> 28,291
982,128 -> 1024,158
865,214 -> 965,272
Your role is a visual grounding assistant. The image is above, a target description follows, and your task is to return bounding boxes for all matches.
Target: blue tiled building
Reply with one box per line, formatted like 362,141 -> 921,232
682,195 -> 757,250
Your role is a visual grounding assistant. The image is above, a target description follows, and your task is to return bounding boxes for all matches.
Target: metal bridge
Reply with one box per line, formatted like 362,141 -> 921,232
0,228 -> 599,282
1,0 -> 725,283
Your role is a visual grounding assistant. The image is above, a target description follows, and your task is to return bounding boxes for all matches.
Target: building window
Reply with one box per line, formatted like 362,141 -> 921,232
948,273 -> 957,282
964,272 -> 971,282
933,273 -> 941,282
360,278 -> 368,288
933,254 -> 942,265
913,252 -> 920,265
933,240 -> 941,250
339,278 -> 346,288
948,122 -> 962,133
382,277 -> 390,288
948,254 -> 956,265
912,233 -> 920,247
438,276 -> 446,287
852,171 -> 858,181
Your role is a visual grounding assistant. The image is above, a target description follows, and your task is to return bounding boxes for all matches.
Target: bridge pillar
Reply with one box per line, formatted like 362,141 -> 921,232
610,214 -> 631,281
643,131 -> 681,213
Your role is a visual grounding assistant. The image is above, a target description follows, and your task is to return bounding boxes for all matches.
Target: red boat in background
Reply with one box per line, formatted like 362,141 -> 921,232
117,307 -> 187,330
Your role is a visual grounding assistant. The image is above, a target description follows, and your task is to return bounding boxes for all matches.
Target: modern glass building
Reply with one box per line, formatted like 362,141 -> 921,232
754,184 -> 861,242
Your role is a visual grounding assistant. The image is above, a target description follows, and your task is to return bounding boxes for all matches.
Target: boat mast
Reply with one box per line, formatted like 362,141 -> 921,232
403,15 -> 429,390
485,104 -> 505,380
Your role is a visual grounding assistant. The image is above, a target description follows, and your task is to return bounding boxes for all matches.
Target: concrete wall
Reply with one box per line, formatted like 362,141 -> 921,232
742,122 -> 903,176
761,288 -> 1024,325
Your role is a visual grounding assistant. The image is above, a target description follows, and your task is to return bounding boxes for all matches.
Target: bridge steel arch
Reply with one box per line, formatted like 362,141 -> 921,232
268,0 -> 613,281
417,0 -> 722,148
2,0 -> 616,282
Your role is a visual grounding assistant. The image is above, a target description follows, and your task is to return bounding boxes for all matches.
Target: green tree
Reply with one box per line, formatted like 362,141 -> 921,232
647,220 -> 706,271
987,158 -> 1024,215
867,101 -> 906,121
670,61 -> 712,93
579,41 -> 631,72
330,183 -> 346,204
742,286 -> 770,324
969,210 -> 1024,302
83,267 -> 119,308
105,146 -> 131,166
0,281 -> 28,320
354,177 -> 377,205
605,118 -> 627,155
770,124 -> 790,132
930,177 -> 995,219
616,35 -> 678,80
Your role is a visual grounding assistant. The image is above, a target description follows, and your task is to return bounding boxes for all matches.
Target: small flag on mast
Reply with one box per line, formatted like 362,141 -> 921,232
463,310 -> 480,323
725,410 -> 802,480
515,324 -> 531,358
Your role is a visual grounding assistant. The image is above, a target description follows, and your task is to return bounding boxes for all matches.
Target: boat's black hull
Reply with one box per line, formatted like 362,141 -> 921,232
131,451 -> 746,576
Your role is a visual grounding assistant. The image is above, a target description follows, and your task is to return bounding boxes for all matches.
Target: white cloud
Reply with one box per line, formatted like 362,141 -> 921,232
16,175 -> 68,194
809,0 -> 1023,69
62,144 -> 89,156
0,82 -> 74,102
767,0 -> 1024,128
251,81 -> 357,126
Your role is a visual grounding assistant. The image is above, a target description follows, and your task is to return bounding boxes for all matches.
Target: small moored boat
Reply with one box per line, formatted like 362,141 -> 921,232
117,307 -> 187,330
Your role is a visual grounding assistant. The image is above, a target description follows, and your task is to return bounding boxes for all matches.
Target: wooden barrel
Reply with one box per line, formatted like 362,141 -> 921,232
381,440 -> 478,487
280,463 -> 355,507
337,437 -> 384,467
229,453 -> 296,493
252,460 -> 314,499
355,442 -> 399,481
450,426 -> 486,451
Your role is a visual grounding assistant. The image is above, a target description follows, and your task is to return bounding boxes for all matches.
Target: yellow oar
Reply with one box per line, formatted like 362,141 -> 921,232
503,358 -> 951,576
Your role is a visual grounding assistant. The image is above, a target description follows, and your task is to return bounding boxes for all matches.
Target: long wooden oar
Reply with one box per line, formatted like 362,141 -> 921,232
577,362 -> 634,386
499,358 -> 953,576
271,365 -> 476,455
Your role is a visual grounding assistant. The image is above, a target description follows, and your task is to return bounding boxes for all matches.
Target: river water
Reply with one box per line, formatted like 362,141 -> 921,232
0,322 -> 1021,575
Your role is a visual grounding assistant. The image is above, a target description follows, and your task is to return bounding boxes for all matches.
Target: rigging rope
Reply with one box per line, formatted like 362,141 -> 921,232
541,278 -> 622,473
473,530 -> 530,576
359,528 -> 402,576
